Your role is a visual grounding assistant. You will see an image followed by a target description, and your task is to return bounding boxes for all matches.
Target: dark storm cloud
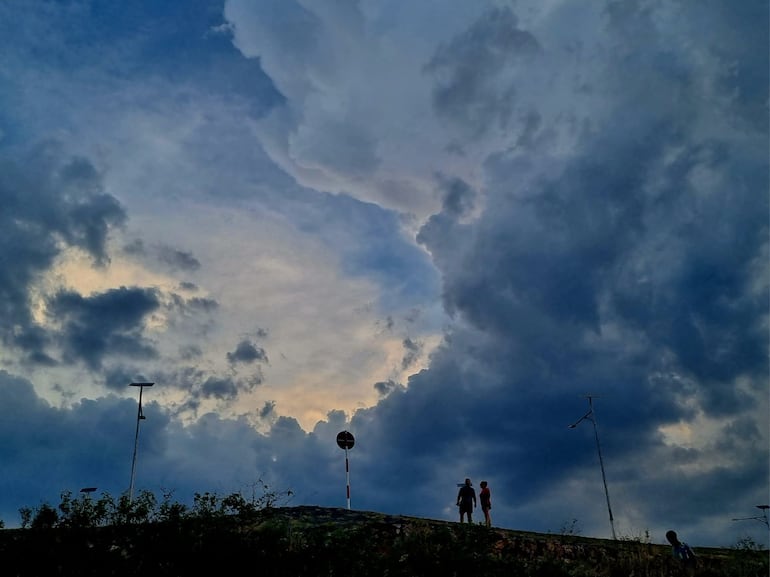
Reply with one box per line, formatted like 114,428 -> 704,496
101,366 -> 157,392
12,327 -> 57,367
59,170 -> 126,265
0,0 -> 765,550
201,373 -> 263,401
149,363 -> 264,407
439,176 -> 477,217
400,337 -> 422,371
201,376 -> 240,400
46,287 -> 161,370
258,400 -> 276,419
227,339 -> 268,365
0,144 -> 127,361
166,293 -> 219,322
373,379 -> 400,397
409,118 -> 766,513
352,0 -> 767,542
425,6 -> 541,137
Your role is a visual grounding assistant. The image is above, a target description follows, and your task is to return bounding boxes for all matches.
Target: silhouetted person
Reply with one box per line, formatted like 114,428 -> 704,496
456,478 -> 476,523
479,480 -> 491,527
666,529 -> 697,574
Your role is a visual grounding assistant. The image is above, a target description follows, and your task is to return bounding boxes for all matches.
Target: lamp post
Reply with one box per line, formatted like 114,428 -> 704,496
732,505 -> 770,529
569,394 -> 616,540
128,382 -> 154,503
79,487 -> 97,499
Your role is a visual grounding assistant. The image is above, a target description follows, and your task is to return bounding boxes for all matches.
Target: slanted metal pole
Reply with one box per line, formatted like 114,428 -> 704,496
128,382 -> 153,503
588,396 -> 616,540
569,394 -> 616,540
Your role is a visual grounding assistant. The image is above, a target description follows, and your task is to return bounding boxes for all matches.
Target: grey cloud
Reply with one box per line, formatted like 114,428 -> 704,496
293,116 -> 381,180
227,340 -> 268,365
198,373 -> 264,402
373,379 -> 400,397
377,316 -> 395,333
63,191 -> 126,267
29,151 -> 125,266
258,400 -> 276,419
46,287 -> 161,370
401,337 -> 422,371
129,362 -> 264,409
185,297 -> 219,313
12,326 -> 57,367
385,0 -> 767,543
122,239 -> 146,256
125,241 -> 202,273
0,0 -> 764,550
167,293 -> 219,317
0,144 -> 126,360
425,6 -> 541,137
101,366 -> 157,392
439,176 -> 477,218
201,376 -> 240,400
157,246 -> 201,272
179,345 -> 203,360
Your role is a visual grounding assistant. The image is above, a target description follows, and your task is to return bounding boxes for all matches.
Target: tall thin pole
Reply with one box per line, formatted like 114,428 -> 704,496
344,446 -> 351,510
336,430 -> 355,510
128,382 -> 153,503
569,394 -> 616,540
588,396 -> 616,540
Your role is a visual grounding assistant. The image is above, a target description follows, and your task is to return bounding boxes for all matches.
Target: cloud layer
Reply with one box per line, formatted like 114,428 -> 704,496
0,0 -> 766,548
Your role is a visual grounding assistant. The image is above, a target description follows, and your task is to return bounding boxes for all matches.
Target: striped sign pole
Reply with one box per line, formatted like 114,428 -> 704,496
336,430 -> 355,510
345,447 -> 351,509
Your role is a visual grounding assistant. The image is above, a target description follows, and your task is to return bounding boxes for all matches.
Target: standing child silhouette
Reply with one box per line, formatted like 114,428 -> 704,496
666,530 -> 697,575
479,481 -> 492,527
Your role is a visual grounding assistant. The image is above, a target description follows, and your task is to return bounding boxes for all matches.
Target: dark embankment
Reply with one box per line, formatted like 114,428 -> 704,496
0,505 -> 766,576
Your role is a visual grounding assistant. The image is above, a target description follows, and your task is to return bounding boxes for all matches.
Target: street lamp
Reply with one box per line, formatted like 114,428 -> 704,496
128,382 -> 154,503
732,505 -> 770,529
569,394 -> 617,540
79,487 -> 97,497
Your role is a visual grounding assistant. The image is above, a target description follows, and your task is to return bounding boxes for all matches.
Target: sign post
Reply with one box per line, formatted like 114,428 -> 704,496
336,430 -> 355,510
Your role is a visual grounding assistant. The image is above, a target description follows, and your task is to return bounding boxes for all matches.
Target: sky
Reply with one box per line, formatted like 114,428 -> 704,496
0,0 -> 767,549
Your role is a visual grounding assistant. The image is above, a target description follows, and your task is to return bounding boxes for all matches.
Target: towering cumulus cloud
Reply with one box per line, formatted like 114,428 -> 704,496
224,0 -> 768,543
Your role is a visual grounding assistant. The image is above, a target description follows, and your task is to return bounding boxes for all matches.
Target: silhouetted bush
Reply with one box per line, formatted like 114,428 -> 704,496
14,477 -> 293,530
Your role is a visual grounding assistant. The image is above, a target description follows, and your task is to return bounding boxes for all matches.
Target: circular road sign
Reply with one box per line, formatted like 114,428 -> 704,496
336,430 -> 355,450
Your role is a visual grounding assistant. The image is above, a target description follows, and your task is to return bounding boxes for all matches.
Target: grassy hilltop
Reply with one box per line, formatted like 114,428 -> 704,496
0,505 -> 767,576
